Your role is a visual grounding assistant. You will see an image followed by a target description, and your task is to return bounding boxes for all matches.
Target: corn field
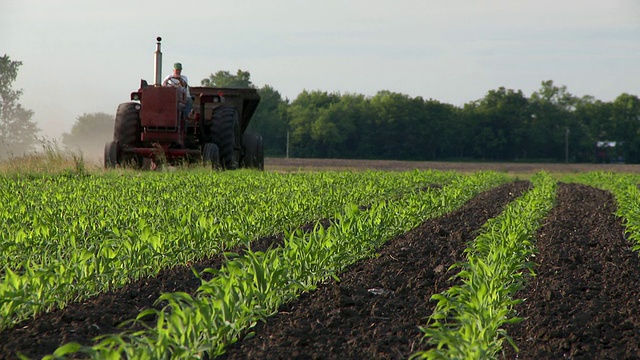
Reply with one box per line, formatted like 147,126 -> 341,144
1,167 -> 639,359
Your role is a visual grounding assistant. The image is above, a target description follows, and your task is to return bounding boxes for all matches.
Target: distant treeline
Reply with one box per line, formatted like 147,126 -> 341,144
246,80 -> 640,163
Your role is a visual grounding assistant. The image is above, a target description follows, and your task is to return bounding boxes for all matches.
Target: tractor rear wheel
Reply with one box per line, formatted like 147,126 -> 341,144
203,143 -> 220,169
211,106 -> 240,170
242,132 -> 264,170
104,141 -> 120,168
114,102 -> 142,168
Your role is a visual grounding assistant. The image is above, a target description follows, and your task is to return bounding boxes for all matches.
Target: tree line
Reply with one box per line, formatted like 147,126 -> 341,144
204,71 -> 640,163
2,55 -> 638,164
247,80 -> 640,163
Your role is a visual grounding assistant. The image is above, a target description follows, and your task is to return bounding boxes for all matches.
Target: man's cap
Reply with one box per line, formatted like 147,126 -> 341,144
174,62 -> 182,70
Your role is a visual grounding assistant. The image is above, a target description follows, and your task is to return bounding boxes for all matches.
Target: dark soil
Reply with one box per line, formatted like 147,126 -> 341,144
501,183 -> 640,359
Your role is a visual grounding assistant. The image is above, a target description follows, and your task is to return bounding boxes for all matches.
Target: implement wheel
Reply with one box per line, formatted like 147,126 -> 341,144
211,106 -> 240,170
242,132 -> 264,170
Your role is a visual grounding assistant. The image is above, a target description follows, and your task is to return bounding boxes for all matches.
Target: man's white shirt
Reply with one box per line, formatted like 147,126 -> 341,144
162,74 -> 190,98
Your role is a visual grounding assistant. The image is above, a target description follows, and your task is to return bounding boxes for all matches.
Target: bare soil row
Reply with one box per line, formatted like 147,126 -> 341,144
502,184 -> 640,359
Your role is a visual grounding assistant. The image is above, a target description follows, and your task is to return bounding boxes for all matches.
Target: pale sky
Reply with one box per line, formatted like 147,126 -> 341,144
1,0 -> 639,139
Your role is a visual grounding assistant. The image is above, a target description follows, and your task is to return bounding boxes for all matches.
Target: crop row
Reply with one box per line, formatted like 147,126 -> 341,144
413,172 -> 556,359
0,170 -> 461,330
46,171 -> 512,359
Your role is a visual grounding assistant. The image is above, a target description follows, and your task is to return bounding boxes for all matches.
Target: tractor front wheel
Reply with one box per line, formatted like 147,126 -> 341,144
114,102 -> 140,146
113,102 -> 142,168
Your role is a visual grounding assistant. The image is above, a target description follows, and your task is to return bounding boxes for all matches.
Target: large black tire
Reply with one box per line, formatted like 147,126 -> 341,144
242,132 -> 264,170
114,102 -> 140,146
104,141 -> 120,168
203,143 -> 220,169
113,102 -> 141,167
211,106 -> 240,170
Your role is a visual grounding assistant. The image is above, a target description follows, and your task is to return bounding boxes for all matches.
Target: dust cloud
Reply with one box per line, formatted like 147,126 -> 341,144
36,117 -> 113,167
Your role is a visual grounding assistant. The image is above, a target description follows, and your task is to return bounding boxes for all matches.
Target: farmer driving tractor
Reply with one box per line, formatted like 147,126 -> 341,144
162,62 -> 192,119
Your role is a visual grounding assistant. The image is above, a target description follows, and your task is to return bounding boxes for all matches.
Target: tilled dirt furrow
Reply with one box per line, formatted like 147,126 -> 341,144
503,183 -> 640,359
220,181 -> 530,360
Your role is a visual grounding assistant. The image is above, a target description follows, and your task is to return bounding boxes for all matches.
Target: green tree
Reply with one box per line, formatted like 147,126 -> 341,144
425,100 -> 466,160
573,96 -> 609,162
610,93 -> 640,162
308,94 -> 362,158
287,90 -> 341,157
462,87 -> 529,160
532,80 -> 577,111
329,93 -> 371,158
369,91 -> 418,159
200,70 -> 254,88
61,112 -> 114,159
0,55 -> 40,159
528,81 -> 578,161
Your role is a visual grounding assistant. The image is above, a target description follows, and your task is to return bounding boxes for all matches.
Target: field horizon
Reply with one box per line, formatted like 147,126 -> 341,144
265,157 -> 640,174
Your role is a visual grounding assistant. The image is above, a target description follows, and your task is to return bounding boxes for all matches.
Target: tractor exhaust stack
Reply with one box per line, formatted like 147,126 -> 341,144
154,37 -> 163,86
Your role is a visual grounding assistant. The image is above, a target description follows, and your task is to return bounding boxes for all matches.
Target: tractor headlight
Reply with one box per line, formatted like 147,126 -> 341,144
200,94 -> 223,104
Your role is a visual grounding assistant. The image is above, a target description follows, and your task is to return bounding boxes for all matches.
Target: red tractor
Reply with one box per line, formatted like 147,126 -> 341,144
104,37 -> 263,170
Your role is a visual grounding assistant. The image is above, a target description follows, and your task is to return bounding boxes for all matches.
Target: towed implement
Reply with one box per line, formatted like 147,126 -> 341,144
104,37 -> 263,170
